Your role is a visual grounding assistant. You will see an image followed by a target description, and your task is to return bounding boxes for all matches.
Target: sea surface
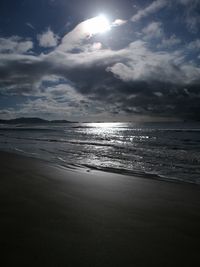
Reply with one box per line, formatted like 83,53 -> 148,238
0,122 -> 200,185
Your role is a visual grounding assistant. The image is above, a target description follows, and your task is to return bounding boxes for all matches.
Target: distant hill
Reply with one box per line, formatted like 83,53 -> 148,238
0,117 -> 76,124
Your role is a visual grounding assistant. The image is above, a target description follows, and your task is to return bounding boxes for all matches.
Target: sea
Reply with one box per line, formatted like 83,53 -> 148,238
0,122 -> 200,185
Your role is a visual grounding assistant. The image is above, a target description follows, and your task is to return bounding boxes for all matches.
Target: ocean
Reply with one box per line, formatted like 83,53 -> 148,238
0,122 -> 200,185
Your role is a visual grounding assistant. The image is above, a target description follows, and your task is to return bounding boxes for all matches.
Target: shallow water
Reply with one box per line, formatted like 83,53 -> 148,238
0,122 -> 200,184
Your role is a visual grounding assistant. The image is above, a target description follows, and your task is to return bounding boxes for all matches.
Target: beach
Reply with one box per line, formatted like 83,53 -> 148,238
0,151 -> 200,266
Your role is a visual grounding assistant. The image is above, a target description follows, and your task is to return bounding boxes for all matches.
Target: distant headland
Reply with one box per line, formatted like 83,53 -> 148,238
0,117 -> 77,124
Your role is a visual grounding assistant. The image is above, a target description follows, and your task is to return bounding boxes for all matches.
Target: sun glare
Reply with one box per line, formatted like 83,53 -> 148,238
84,15 -> 111,36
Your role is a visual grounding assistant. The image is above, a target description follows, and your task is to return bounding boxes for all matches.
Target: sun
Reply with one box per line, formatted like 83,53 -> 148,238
84,15 -> 111,36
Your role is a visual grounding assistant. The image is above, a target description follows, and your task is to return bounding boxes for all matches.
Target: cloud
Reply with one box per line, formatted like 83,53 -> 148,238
106,41 -> 200,85
37,28 -> 59,48
9,85 -> 95,120
19,98 -> 74,118
112,19 -> 127,26
0,108 -> 17,120
130,0 -> 200,34
57,20 -> 89,52
158,34 -> 182,48
177,0 -> 200,33
0,52 -> 48,96
131,0 -> 167,22
1,16 -> 200,121
188,39 -> 200,50
26,22 -> 35,30
142,21 -> 163,40
178,0 -> 199,6
0,36 -> 33,54
57,16 -> 126,53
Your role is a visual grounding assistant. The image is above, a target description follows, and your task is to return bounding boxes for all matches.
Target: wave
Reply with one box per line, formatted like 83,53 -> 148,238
14,147 -> 39,156
56,161 -> 198,185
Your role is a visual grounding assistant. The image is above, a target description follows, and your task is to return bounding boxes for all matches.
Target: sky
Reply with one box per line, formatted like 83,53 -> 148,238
0,0 -> 200,122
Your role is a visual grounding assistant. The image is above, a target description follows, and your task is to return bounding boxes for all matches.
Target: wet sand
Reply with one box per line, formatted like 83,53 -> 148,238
0,151 -> 200,266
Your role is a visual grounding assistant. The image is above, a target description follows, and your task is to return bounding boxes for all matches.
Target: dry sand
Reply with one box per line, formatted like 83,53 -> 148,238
0,151 -> 200,266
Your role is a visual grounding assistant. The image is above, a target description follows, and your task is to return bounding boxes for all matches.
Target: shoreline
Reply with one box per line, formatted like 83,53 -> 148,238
1,148 -> 199,187
0,151 -> 200,266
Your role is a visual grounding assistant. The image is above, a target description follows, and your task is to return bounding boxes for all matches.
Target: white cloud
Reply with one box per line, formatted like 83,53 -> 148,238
26,22 -> 35,30
177,0 -> 200,33
57,16 -> 126,53
188,39 -> 200,50
57,20 -> 88,52
0,108 -> 16,120
106,41 -> 200,85
142,22 -> 163,39
1,17 -> 200,104
158,34 -> 182,48
1,31 -> 200,99
131,0 -> 167,22
1,15 -> 200,120
112,19 -> 127,26
20,98 -> 73,118
37,28 -> 59,48
185,14 -> 200,33
0,36 -> 33,54
15,88 -> 90,120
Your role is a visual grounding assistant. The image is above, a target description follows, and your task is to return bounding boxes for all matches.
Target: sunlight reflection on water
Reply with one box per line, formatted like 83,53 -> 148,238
0,122 -> 200,184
